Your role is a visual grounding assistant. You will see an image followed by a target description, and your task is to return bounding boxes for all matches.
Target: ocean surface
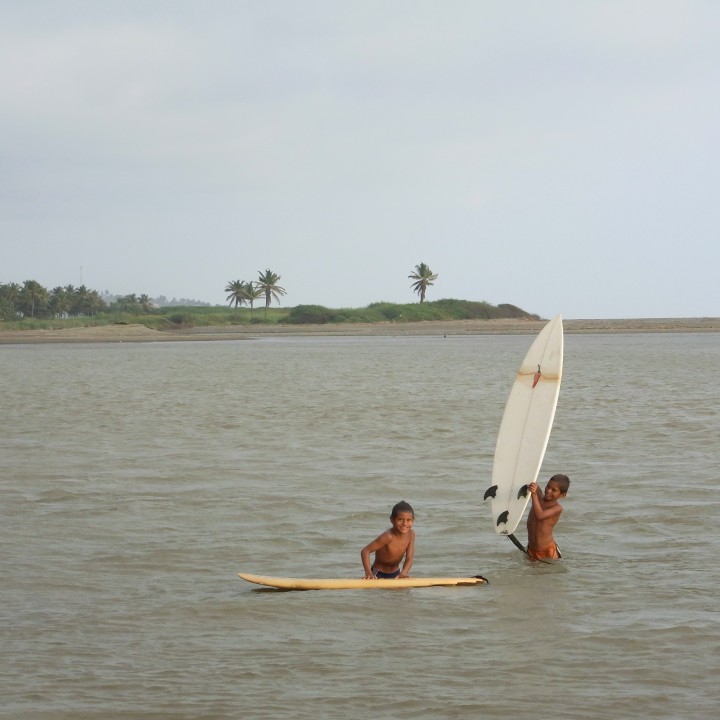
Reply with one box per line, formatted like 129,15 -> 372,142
2,331 -> 718,719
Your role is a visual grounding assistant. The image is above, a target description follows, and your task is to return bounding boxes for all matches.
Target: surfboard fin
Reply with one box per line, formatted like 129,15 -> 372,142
517,484 -> 529,499
496,510 -> 509,527
483,485 -> 498,500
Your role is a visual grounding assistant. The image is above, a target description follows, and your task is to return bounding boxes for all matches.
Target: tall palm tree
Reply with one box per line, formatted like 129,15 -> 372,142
87,290 -> 105,316
138,294 -> 153,313
75,285 -> 92,315
21,280 -> 47,317
3,282 -> 22,309
243,281 -> 264,324
0,296 -> 13,321
225,280 -> 248,321
49,286 -> 70,318
408,262 -> 438,303
256,269 -> 286,319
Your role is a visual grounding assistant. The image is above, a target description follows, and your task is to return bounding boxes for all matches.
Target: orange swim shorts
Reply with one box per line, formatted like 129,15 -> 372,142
527,543 -> 561,561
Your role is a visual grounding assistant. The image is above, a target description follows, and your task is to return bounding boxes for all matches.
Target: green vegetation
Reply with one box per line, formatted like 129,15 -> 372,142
1,277 -> 539,332
286,300 -> 537,324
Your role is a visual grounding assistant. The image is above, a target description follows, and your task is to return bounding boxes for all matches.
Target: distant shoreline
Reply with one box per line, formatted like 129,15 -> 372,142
0,317 -> 718,345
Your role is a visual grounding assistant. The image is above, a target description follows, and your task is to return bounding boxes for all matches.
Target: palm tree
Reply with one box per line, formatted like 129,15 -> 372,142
256,269 -> 286,319
49,286 -> 70,318
75,285 -> 93,315
243,281 -> 264,324
3,282 -> 22,308
21,280 -> 47,317
138,294 -> 153,313
225,280 -> 248,321
1,282 -> 21,318
87,290 -> 105,316
0,296 -> 13,321
408,262 -> 438,303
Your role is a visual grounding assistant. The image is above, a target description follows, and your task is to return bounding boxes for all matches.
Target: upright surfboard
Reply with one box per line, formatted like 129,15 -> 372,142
238,573 -> 487,591
484,315 -> 563,536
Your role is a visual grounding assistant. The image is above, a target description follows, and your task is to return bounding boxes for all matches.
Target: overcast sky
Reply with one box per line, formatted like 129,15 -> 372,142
2,1 -> 718,318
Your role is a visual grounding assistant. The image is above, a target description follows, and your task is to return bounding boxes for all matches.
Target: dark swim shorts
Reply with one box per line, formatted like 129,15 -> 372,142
371,566 -> 401,579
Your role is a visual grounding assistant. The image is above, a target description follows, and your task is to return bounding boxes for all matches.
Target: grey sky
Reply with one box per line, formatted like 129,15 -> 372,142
2,1 -> 718,318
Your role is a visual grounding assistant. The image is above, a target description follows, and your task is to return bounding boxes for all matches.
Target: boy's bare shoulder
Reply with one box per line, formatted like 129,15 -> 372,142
375,528 -> 395,543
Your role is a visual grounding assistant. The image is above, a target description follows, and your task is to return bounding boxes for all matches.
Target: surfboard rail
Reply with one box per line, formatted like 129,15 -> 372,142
238,572 -> 488,591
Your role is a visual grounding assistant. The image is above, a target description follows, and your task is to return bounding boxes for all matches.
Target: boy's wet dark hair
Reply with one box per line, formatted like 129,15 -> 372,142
549,474 -> 570,494
391,500 -> 415,518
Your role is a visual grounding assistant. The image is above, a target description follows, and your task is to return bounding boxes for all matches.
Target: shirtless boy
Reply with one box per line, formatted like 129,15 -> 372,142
526,474 -> 570,561
361,500 -> 415,579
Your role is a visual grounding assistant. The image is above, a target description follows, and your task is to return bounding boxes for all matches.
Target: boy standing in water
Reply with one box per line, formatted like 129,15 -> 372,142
361,500 -> 415,579
526,474 -> 570,561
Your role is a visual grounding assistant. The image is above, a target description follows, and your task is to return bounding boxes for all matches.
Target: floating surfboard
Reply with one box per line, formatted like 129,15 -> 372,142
238,573 -> 488,591
484,315 -> 563,536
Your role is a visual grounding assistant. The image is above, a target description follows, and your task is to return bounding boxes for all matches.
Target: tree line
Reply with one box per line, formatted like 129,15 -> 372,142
225,263 -> 437,320
1,281 -> 101,320
1,263 -> 438,322
0,280 -> 160,321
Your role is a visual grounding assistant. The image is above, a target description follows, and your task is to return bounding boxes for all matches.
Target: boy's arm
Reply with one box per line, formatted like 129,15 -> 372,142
398,530 -> 415,578
529,485 -> 563,521
361,531 -> 390,579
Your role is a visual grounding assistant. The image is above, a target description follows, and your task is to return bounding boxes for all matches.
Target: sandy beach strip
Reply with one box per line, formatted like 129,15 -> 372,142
0,317 -> 718,345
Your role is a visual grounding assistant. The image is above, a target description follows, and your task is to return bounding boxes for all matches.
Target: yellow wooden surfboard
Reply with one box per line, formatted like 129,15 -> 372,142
238,573 -> 488,591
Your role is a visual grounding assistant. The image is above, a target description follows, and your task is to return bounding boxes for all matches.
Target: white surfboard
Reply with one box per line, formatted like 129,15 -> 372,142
485,315 -> 563,535
238,573 -> 487,591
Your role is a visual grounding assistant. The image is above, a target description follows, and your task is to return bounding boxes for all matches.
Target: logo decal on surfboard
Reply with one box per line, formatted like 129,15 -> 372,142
532,365 -> 542,388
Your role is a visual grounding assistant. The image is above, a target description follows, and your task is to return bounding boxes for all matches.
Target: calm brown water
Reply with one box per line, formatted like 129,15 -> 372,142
2,333 -> 719,719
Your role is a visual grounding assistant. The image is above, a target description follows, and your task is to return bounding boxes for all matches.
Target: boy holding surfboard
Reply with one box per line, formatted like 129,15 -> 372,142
361,501 -> 415,579
526,474 -> 569,561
